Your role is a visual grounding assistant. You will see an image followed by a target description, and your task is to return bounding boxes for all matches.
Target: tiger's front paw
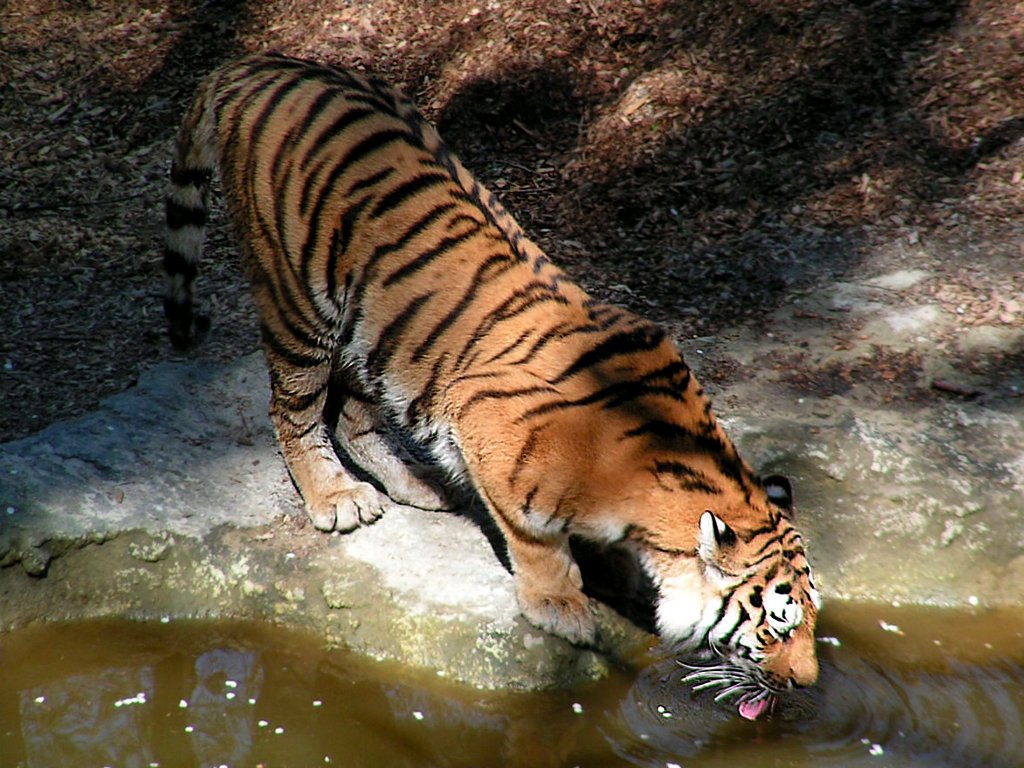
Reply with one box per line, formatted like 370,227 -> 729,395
517,586 -> 597,647
305,481 -> 387,533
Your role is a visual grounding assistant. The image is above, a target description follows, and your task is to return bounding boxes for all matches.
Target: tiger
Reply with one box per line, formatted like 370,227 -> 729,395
163,53 -> 821,719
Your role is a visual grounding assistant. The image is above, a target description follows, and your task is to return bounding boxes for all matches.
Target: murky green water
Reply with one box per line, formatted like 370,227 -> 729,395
1,604 -> 1022,767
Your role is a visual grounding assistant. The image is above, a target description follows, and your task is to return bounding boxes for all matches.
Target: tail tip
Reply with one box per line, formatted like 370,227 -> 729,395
164,298 -> 211,350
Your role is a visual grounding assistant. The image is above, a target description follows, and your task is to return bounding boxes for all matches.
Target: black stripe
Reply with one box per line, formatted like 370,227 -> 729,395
652,460 -> 723,495
339,200 -> 461,334
498,312 -> 623,369
326,195 -> 373,300
446,212 -> 483,231
165,200 -> 206,229
367,201 -> 458,270
241,73 -> 337,329
366,293 -> 434,384
719,600 -> 751,647
454,283 -> 570,371
552,325 -> 665,384
272,87 -> 342,239
169,166 -> 211,188
457,385 -> 557,420
603,384 -> 687,410
748,534 -> 782,559
260,320 -> 328,370
345,89 -> 403,117
381,224 -> 482,288
277,378 -> 330,413
410,254 -> 515,362
515,381 -> 676,422
331,126 -> 409,175
511,424 -> 547,486
251,70 -> 308,139
482,328 -> 535,366
297,109 -> 388,220
300,129 -> 410,282
623,421 -> 691,442
299,105 -> 377,176
245,73 -> 309,232
370,171 -> 452,218
348,167 -> 396,195
163,248 -> 197,280
406,353 -> 449,424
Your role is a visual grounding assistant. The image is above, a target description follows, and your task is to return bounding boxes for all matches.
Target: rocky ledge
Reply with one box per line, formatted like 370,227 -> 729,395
2,268 -> 1023,689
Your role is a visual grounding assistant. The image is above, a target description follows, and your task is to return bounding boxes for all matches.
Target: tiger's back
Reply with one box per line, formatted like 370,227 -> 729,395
165,54 -> 820,717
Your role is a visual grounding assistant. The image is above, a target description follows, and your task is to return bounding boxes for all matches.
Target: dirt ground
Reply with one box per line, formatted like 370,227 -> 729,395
1,0 -> 1022,442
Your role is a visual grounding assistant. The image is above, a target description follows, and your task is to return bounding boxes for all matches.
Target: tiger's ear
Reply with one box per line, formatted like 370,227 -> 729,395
699,510 -> 736,565
763,474 -> 794,514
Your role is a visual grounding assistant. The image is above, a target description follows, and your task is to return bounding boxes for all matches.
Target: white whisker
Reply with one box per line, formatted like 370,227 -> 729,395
713,682 -> 756,702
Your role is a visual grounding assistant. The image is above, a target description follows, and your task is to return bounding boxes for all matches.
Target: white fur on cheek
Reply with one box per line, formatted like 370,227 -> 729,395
655,567 -> 723,647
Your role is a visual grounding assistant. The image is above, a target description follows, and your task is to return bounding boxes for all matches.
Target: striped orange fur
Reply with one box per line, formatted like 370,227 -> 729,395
164,53 -> 819,713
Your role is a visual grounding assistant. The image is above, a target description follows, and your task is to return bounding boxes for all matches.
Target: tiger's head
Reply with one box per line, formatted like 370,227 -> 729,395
636,475 -> 821,720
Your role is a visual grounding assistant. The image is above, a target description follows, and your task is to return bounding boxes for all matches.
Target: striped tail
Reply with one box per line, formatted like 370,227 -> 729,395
163,75 -> 219,350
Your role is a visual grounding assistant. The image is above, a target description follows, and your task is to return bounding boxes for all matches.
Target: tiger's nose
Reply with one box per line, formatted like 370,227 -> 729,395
790,653 -> 820,688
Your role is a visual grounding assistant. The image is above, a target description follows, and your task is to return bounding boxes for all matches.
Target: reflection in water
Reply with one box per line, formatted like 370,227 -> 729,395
20,667 -> 155,768
0,606 -> 1022,768
186,648 -> 263,767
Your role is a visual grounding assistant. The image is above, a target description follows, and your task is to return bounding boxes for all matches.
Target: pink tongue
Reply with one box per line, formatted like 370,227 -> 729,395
738,697 -> 770,721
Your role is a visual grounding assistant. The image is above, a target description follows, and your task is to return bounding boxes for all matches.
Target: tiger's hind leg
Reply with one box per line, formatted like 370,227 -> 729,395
263,333 -> 388,533
332,395 -> 450,512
